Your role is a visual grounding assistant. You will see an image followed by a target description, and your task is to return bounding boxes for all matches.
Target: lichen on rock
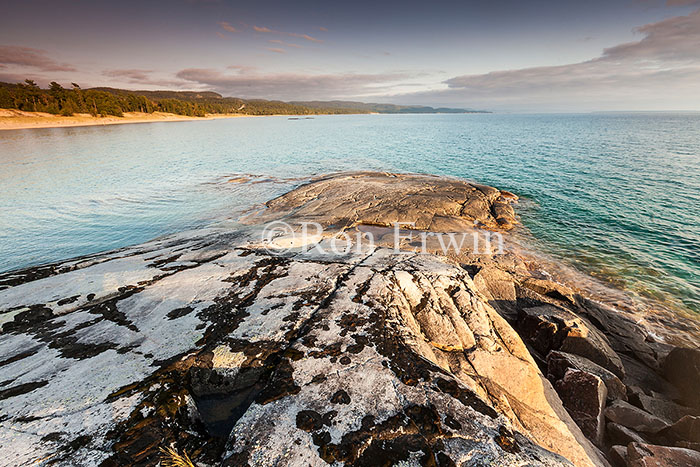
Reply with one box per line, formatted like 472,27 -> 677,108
0,172 -> 697,467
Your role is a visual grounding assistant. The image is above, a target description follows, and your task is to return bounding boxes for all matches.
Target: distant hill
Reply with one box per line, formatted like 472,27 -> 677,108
292,100 -> 488,114
0,80 -> 488,117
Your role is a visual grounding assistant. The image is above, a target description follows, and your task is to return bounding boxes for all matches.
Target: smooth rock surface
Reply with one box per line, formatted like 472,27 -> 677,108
626,442 -> 700,467
0,173 -> 606,467
1,172 -> 695,467
604,401 -> 670,435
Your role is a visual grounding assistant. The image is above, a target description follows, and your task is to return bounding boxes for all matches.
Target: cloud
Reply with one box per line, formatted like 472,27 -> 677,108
103,68 -> 154,82
101,68 -> 189,88
393,8 -> 700,111
266,48 -> 286,54
666,0 -> 700,5
217,21 -> 237,33
602,8 -> 700,62
0,45 -> 75,72
269,39 -> 302,48
0,72 -> 44,84
226,65 -> 257,73
252,25 -> 322,42
175,68 -> 416,100
216,31 -> 226,39
319,27 -> 329,32
288,32 -> 322,43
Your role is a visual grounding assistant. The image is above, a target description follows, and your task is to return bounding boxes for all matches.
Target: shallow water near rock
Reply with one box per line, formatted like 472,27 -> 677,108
0,113 -> 698,314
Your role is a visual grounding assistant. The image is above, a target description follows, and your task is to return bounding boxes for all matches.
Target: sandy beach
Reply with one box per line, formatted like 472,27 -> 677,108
0,109 -> 257,131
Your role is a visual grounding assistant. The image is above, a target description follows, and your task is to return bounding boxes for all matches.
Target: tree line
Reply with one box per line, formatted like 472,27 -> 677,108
0,80 -> 368,117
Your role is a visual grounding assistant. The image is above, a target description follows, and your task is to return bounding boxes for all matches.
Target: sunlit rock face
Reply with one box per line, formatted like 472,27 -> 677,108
0,172 -> 696,467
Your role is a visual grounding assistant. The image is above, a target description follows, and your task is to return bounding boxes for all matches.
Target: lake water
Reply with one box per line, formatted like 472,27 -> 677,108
0,113 -> 698,314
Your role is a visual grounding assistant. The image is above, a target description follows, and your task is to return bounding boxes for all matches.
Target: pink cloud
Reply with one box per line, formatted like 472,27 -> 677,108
0,45 -> 75,72
217,21 -> 237,33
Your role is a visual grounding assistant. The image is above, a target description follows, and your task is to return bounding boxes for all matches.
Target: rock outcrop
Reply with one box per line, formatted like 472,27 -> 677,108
0,172 -> 698,467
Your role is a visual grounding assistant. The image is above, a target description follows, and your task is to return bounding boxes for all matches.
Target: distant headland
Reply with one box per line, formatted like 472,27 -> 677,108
0,80 -> 489,130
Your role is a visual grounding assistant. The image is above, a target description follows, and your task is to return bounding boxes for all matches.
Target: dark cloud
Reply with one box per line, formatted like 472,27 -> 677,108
175,68 -> 416,100
0,45 -> 75,72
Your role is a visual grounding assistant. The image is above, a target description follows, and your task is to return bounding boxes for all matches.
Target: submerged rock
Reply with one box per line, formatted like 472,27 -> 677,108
0,172 -> 696,466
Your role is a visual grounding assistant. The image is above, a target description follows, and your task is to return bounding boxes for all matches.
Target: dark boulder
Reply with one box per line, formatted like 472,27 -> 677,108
630,392 -> 698,425
608,445 -> 627,467
604,400 -> 670,434
554,369 -> 607,445
662,347 -> 700,409
626,442 -> 700,466
519,305 -> 625,378
606,422 -> 647,446
658,415 -> 700,445
547,350 -> 627,401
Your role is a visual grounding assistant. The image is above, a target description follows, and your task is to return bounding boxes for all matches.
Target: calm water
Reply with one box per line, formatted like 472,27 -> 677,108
0,114 -> 698,314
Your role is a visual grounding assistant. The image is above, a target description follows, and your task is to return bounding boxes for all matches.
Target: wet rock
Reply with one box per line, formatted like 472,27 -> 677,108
522,278 -> 576,304
573,298 -> 660,370
547,351 -> 627,402
662,347 -> 700,409
626,442 -> 700,467
554,369 -> 607,445
519,305 -> 625,378
604,400 -> 670,434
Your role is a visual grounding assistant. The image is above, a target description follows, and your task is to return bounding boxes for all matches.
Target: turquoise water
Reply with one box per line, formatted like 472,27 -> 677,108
0,114 -> 698,313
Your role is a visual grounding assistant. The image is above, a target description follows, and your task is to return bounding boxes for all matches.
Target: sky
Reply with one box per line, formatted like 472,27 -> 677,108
1,0 -> 700,111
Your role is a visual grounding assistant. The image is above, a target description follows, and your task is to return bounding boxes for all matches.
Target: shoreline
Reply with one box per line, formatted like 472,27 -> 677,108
0,109 -> 285,131
1,172 -> 698,467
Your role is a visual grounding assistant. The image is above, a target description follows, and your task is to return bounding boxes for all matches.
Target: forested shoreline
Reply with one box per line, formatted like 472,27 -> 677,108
0,80 -> 367,117
0,80 -> 484,118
